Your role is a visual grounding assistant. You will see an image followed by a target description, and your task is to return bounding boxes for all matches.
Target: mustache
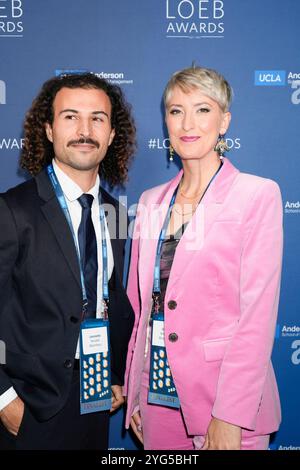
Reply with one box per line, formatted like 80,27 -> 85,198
67,137 -> 100,148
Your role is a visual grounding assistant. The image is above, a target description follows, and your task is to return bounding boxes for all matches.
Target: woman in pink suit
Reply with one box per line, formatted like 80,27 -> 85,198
124,66 -> 283,450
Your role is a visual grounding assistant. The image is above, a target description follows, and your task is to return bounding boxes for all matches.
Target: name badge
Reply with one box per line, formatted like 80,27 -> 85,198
79,318 -> 112,414
148,313 -> 180,409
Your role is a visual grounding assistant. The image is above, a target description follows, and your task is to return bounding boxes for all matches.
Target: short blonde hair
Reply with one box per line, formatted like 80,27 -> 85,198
164,66 -> 233,112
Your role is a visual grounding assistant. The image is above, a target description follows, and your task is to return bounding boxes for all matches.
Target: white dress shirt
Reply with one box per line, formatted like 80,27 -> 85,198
0,160 -> 114,411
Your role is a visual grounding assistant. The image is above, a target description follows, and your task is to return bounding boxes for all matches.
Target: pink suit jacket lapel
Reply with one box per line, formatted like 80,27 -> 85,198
170,158 -> 240,281
137,158 -> 240,306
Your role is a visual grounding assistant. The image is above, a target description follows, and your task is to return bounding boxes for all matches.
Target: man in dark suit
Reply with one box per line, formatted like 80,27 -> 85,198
0,73 -> 136,449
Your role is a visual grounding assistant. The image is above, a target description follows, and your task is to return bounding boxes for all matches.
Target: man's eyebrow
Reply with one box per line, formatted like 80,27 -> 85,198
59,108 -> 78,115
92,111 -> 109,118
59,109 -> 109,118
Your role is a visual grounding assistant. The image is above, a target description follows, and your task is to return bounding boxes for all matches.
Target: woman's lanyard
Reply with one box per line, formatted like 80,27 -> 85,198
46,164 -> 109,320
152,160 -> 223,310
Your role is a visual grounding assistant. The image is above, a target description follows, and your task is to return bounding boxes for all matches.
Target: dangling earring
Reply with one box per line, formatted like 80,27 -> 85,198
169,144 -> 174,162
214,134 -> 229,157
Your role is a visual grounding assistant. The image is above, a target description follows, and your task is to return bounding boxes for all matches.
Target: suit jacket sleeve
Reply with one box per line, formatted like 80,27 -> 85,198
109,202 -> 131,386
0,197 -> 19,393
212,180 -> 283,430
123,195 -> 144,396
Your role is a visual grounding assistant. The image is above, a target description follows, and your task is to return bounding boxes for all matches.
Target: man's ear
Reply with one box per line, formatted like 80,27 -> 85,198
108,128 -> 115,146
45,122 -> 53,143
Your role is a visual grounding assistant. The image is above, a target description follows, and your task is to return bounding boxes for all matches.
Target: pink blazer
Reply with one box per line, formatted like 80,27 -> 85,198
124,158 -> 282,437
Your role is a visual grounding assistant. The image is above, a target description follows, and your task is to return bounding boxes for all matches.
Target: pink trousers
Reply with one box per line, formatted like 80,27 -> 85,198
139,351 -> 270,450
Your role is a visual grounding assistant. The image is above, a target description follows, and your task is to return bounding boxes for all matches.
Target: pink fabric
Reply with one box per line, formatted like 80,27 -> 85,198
193,435 -> 270,450
124,158 -> 282,439
139,351 -> 194,450
139,344 -> 270,450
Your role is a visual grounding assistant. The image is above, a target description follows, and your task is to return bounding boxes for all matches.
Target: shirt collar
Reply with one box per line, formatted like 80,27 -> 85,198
52,159 -> 100,202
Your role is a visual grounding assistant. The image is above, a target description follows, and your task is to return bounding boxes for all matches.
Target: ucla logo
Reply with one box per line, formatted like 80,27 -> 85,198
0,80 -> 6,105
255,70 -> 286,86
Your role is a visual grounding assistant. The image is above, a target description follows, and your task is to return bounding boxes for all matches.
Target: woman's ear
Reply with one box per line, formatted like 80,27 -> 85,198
220,112 -> 231,135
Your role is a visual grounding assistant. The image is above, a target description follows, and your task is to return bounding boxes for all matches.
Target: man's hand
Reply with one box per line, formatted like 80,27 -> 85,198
201,417 -> 241,450
110,385 -> 124,412
0,397 -> 25,436
130,411 -> 143,444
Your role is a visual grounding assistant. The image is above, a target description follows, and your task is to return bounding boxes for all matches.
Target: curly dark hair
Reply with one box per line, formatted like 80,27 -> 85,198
21,73 -> 136,186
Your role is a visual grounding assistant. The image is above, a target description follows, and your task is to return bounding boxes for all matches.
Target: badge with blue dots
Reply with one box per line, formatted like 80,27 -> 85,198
79,319 -> 112,414
148,312 -> 180,408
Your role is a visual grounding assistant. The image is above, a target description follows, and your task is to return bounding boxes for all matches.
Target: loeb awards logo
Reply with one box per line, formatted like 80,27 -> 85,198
165,0 -> 225,39
0,0 -> 24,37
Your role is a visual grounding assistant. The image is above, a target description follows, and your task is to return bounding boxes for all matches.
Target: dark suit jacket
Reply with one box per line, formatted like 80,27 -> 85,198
0,169 -> 134,421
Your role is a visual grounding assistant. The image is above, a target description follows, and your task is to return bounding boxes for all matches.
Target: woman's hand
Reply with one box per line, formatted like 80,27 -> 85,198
201,417 -> 241,450
130,411 -> 144,444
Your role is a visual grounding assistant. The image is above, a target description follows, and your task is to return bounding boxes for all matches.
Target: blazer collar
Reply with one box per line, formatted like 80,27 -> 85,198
35,169 -> 82,289
153,157 -> 239,206
169,158 -> 240,287
36,169 -> 123,290
178,157 -> 240,246
203,157 -> 240,204
138,158 -> 240,304
99,187 -> 123,280
36,168 -> 56,202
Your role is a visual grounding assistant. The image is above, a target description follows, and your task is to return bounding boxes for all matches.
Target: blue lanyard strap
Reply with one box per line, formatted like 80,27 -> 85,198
47,164 -> 109,317
153,189 -> 178,294
99,205 -> 109,302
153,161 -> 223,296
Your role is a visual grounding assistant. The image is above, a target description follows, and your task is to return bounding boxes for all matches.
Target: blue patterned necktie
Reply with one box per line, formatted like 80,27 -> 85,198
77,194 -> 98,318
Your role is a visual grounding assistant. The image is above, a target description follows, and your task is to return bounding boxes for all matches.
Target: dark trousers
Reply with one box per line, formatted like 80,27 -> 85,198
0,370 -> 109,450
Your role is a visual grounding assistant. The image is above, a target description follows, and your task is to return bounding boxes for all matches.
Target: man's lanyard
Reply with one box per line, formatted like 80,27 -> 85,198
47,164 -> 109,318
152,160 -> 223,298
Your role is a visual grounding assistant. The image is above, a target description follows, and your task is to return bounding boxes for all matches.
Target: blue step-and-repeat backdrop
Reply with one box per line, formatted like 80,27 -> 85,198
0,0 -> 299,450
